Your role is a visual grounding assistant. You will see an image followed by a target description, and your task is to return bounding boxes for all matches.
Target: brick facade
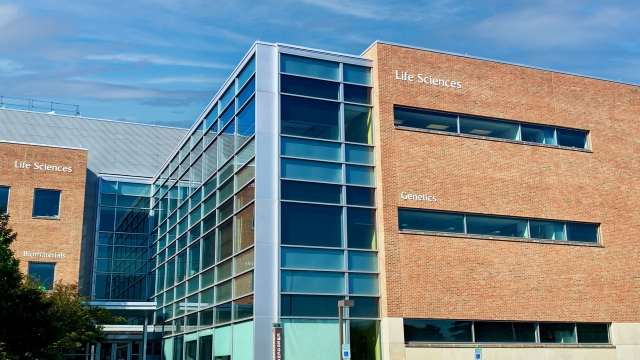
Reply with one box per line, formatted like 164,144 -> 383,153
365,43 -> 640,323
0,141 -> 88,285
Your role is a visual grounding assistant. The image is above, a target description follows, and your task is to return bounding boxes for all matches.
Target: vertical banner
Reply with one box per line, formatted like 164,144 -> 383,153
273,322 -> 283,360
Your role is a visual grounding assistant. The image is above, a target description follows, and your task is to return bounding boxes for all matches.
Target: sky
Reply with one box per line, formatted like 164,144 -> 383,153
0,0 -> 639,129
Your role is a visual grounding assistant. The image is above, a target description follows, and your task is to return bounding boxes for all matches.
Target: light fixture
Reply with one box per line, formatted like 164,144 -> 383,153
470,129 -> 492,135
426,124 -> 449,130
394,119 -> 405,125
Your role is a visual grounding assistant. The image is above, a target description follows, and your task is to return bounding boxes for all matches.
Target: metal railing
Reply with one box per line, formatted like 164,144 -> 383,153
0,96 -> 80,116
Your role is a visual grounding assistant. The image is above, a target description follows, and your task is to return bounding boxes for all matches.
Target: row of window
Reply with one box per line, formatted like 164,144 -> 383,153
0,186 -> 61,218
163,295 -> 254,333
163,320 -> 253,359
404,319 -> 609,344
399,208 -> 600,243
394,106 -> 590,150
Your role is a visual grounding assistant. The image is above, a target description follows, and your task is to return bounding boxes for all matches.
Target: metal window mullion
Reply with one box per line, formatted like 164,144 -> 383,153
463,214 -> 468,234
471,321 -> 475,342
517,123 -> 522,141
535,322 -> 540,343
457,115 -> 461,133
574,323 -> 579,343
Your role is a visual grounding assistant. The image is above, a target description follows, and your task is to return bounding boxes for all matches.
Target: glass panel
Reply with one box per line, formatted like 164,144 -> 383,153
204,175 -> 217,198
577,323 -> 609,343
347,208 -> 376,249
218,199 -> 234,222
33,189 -> 61,217
344,105 -> 372,144
281,270 -> 344,294
235,204 -> 254,252
28,262 -> 55,289
119,183 -> 150,196
102,181 -> 117,194
399,209 -> 465,232
566,223 -> 599,242
459,116 -> 519,140
346,186 -> 375,206
237,76 -> 255,108
529,220 -> 566,240
236,161 -> 255,190
233,272 -> 253,297
345,144 -> 373,165
100,193 -> 116,206
236,182 -> 255,209
200,288 -> 214,308
176,251 -> 187,282
232,320 -> 254,360
343,64 -> 371,85
280,54 -> 339,81
219,121 -> 235,165
99,207 -> 115,231
281,295 -> 342,317
350,320 -> 380,360
281,136 -> 342,161
281,247 -> 344,270
235,248 -> 254,274
280,74 -> 340,100
237,98 -> 255,148
281,158 -> 342,183
218,181 -> 234,204
201,268 -> 215,288
216,260 -> 233,282
350,297 -> 380,318
204,142 -> 217,180
404,319 -> 473,342
219,87 -> 235,115
0,186 -> 7,214
215,281 -> 232,304
474,321 -> 535,342
348,251 -> 378,271
188,243 -> 200,276
281,95 -> 340,140
394,106 -> 458,132
214,324 -> 231,357
283,319 -> 339,360
236,139 -> 254,168
349,274 -> 378,295
281,203 -> 343,247
217,221 -> 233,262
466,215 -> 529,238
557,129 -> 588,149
344,84 -> 372,105
237,56 -> 255,89
346,165 -> 374,186
281,180 -> 341,204
199,332 -> 213,360
521,124 -> 556,145
539,323 -> 576,343
204,104 -> 218,131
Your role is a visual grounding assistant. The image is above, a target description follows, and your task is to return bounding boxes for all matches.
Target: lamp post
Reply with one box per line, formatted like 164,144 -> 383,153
338,300 -> 354,359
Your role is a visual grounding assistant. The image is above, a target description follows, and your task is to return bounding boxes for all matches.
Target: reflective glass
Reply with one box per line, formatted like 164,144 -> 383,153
233,272 -> 253,297
529,220 -> 565,240
119,183 -> 150,196
237,56 -> 255,89
188,243 -> 200,276
345,144 -> 373,164
219,86 -> 235,114
348,251 -> 378,271
521,124 -> 556,145
201,232 -> 215,270
236,161 -> 255,189
219,122 -> 235,165
346,165 -> 374,186
202,193 -> 216,216
346,186 -> 375,206
281,270 -> 344,294
215,302 -> 232,323
217,221 -> 233,261
236,139 -> 255,167
102,181 -> 117,194
344,84 -> 371,105
394,107 -> 458,132
566,223 -> 599,242
281,295 -> 342,317
235,248 -> 254,274
577,323 -> 609,343
459,116 -> 519,140
281,158 -> 342,183
214,324 -> 231,357
281,202 -> 343,247
204,104 -> 218,131
344,105 -> 372,144
347,208 -> 376,249
557,129 -> 588,149
349,274 -> 378,295
474,322 -> 536,342
201,268 -> 215,288
201,288 -> 214,308
398,209 -> 464,233
280,74 -> 340,100
283,319 -> 338,360
33,189 -> 61,217
404,319 -> 473,342
343,64 -> 371,85
28,262 -> 55,289
215,282 -> 232,304
281,180 -> 341,204
280,54 -> 339,81
234,295 -> 254,320
281,136 -> 341,161
218,199 -> 234,223
350,320 -> 381,360
237,76 -> 255,108
204,142 -> 217,180
539,323 -> 576,343
350,297 -> 379,318
281,247 -> 344,270
100,193 -> 116,206
216,260 -> 232,282
218,181 -> 234,204
236,182 -> 255,209
466,215 -> 529,238
281,95 -> 340,140
202,211 -> 216,235
99,207 -> 115,231
237,99 -> 255,147
235,204 -> 254,252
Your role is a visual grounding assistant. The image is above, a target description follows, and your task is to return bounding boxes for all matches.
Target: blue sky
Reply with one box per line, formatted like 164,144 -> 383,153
0,0 -> 639,128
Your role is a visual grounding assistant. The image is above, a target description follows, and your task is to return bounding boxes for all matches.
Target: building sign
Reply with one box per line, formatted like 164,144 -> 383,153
401,191 -> 437,202
23,251 -> 67,259
272,323 -> 283,360
14,160 -> 73,173
394,70 -> 462,89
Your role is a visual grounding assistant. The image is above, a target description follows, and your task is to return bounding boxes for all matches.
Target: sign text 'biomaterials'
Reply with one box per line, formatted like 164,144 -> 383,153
394,70 -> 462,89
14,160 -> 73,173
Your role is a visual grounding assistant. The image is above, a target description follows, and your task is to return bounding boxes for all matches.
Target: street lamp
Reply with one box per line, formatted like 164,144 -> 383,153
338,300 -> 354,359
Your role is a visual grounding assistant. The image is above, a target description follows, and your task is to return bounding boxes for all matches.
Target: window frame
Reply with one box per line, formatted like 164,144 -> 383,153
32,188 -> 62,219
0,185 -> 9,214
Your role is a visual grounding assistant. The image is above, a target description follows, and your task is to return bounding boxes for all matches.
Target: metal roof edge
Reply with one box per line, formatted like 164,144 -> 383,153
0,139 -> 87,151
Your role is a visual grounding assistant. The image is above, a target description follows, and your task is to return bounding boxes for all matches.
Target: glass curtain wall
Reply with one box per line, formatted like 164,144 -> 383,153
94,179 -> 151,304
279,53 -> 380,360
151,55 -> 256,360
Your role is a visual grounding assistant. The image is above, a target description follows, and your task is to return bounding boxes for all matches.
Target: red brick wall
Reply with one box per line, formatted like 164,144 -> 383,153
364,43 -> 640,322
0,141 -> 87,285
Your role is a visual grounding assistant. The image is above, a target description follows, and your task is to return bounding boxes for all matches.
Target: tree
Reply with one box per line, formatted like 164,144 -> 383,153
0,210 -> 120,359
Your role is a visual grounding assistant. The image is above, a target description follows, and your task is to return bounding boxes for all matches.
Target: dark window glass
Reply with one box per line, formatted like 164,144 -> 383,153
201,232 -> 215,270
398,209 -> 464,233
99,207 -> 115,231
343,64 -> 371,85
557,129 -> 588,149
350,297 -> 380,318
33,189 -> 61,217
281,294 -> 342,317
281,136 -> 341,161
344,84 -> 371,105
474,322 -> 535,342
28,262 -> 55,289
347,208 -> 376,249
218,199 -> 234,223
344,105 -> 372,144
281,180 -> 341,204
345,144 -> 373,165
521,124 -> 556,145
539,323 -> 576,343
394,107 -> 457,133
466,215 -> 528,238
217,221 -> 233,261
215,302 -> 232,324
280,54 -> 339,81
237,76 -> 255,107
281,203 -> 342,247
280,74 -> 340,100
529,220 -> 566,240
94,273 -> 109,299
234,295 -> 254,320
202,211 -> 216,235
404,319 -> 472,342
237,56 -> 255,89
577,323 -> 609,343
204,104 -> 218,131
513,322 -> 537,342
350,320 -> 380,360
566,223 -> 599,242
346,187 -> 374,206
219,86 -> 235,113
237,99 -> 255,148
220,103 -> 235,130
459,116 -> 519,140
281,95 -> 340,140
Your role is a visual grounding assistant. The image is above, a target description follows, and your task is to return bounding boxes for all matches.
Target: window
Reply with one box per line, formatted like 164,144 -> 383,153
281,203 -> 343,247
399,208 -> 600,244
281,95 -> 341,140
33,189 -> 61,218
280,54 -> 339,81
0,186 -> 9,214
28,262 -> 55,289
280,74 -> 340,100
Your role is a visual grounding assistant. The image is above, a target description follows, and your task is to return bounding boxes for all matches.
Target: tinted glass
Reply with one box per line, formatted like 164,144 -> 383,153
204,104 -> 218,131
529,220 -> 565,240
281,247 -> 344,270
347,208 -> 376,249
217,221 -> 233,261
235,204 -> 254,252
398,209 -> 464,233
237,77 -> 255,108
218,262 -> 233,283
404,319 -> 472,342
346,187 -> 375,206
220,105 -> 235,130
234,295 -> 253,320
237,99 -> 255,146
343,64 -> 371,85
459,116 -> 519,140
99,207 -> 116,231
281,295 -> 342,317
201,232 -> 215,270
346,165 -> 374,186
119,183 -> 150,196
281,158 -> 342,183
466,215 -> 529,238
28,262 -> 55,289
539,323 -> 576,343
281,270 -> 344,294
557,129 -> 588,149
0,186 -> 9,213
474,322 -> 536,342
237,56 -> 255,89
350,297 -> 379,318
566,223 -> 599,242
344,105 -> 372,144
577,323 -> 609,343
348,274 -> 378,295
219,86 -> 235,113
281,180 -> 341,204
281,203 -> 343,247
343,84 -> 371,104
215,302 -> 232,323
281,136 -> 341,161
521,124 -> 556,145
281,95 -> 340,140
281,74 -> 340,100
345,144 -> 373,164
33,189 -> 61,217
348,251 -> 378,271
280,54 -> 339,81
394,107 -> 457,132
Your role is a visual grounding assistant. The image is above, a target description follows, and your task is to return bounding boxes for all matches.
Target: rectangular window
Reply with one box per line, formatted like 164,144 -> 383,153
346,187 -> 375,207
343,84 -> 371,105
345,165 -> 374,186
521,124 -> 556,145
345,145 -> 373,165
347,208 -> 376,249
281,95 -> 341,141
281,136 -> 342,162
281,158 -> 342,183
280,54 -> 339,81
344,105 -> 372,144
237,76 -> 255,108
28,262 -> 55,289
237,56 -> 255,89
281,294 -> 342,317
459,116 -> 519,140
348,274 -> 378,295
0,186 -> 9,214
343,64 -> 371,85
398,209 -> 465,233
474,321 -> 536,343
281,270 -> 344,294
281,202 -> 343,247
557,129 -> 588,149
281,180 -> 342,204
237,98 -> 255,147
280,74 -> 340,100
404,319 -> 473,342
465,215 -> 528,238
33,189 -> 61,218
394,107 -> 458,133
539,323 -> 576,343
281,247 -> 344,270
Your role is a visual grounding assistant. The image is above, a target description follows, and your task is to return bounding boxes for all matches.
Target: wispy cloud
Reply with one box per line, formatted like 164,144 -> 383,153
85,54 -> 233,69
144,76 -> 224,84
